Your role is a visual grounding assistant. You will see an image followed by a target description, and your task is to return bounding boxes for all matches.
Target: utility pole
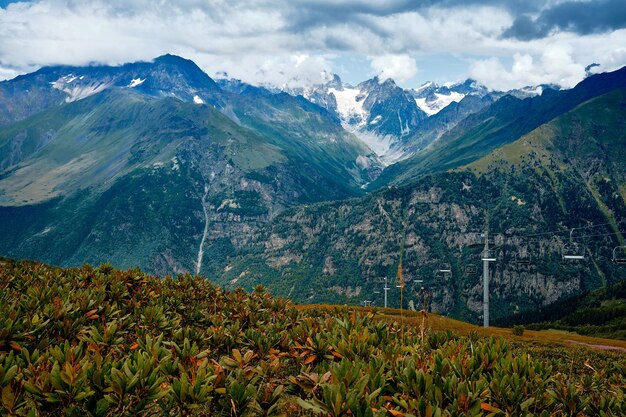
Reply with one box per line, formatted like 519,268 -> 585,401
481,231 -> 496,328
383,277 -> 390,308
483,232 -> 490,328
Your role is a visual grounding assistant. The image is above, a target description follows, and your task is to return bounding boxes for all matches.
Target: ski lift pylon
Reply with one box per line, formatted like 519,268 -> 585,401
481,249 -> 496,262
468,232 -> 495,248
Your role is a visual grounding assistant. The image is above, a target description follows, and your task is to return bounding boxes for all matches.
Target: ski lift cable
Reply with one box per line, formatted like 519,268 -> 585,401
506,230 -> 623,246
489,221 -> 625,243
577,230 -> 626,240
496,219 -> 624,240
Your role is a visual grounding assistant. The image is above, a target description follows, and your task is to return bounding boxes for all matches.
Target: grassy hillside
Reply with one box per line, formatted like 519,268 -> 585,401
1,258 -> 625,416
0,89 -> 287,205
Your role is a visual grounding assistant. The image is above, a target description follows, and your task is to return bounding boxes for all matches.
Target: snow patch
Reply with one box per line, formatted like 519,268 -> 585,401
64,84 -> 110,102
414,98 -> 438,116
414,91 -> 465,116
128,78 -> 145,88
397,109 -> 410,135
171,157 -> 180,171
355,154 -> 375,169
353,130 -> 392,159
328,87 -> 367,128
434,92 -> 464,109
369,115 -> 382,125
34,227 -> 53,237
51,76 -> 110,102
193,95 -> 204,104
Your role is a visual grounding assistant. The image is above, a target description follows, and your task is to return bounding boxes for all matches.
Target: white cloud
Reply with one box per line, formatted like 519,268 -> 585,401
207,53 -> 333,88
468,37 -> 623,90
369,54 -> 417,83
0,0 -> 624,90
0,66 -> 22,81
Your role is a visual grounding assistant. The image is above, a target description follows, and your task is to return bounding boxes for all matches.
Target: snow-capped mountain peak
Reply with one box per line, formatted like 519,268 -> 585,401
280,74 -> 428,163
408,79 -> 490,116
327,86 -> 367,129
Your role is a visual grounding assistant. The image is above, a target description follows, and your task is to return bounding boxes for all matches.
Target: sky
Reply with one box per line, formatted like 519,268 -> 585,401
1,0 -> 626,90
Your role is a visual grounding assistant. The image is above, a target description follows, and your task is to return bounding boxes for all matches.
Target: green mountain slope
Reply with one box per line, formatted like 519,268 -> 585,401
372,66 -> 626,188
216,89 -> 626,323
0,85 -> 379,274
0,89 -> 287,205
0,59 -> 625,327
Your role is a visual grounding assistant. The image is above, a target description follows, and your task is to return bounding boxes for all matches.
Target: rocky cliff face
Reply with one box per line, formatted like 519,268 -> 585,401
219,167 -> 621,322
215,89 -> 626,322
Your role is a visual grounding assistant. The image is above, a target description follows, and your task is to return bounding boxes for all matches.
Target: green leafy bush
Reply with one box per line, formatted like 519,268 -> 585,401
512,325 -> 525,336
0,258 -> 625,416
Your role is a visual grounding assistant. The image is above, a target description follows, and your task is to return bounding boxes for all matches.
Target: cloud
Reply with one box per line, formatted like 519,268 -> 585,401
0,0 -> 624,91
369,54 -> 418,83
503,0 -> 626,40
209,53 -> 334,88
469,45 -> 587,90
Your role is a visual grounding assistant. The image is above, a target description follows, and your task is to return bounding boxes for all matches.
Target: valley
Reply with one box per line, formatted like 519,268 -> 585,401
0,55 -> 624,327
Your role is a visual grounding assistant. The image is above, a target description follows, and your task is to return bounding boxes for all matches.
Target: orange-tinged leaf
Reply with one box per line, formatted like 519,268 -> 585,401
480,403 -> 502,413
130,342 -> 139,350
388,410 -> 405,417
303,355 -> 317,364
85,309 -> 98,317
8,341 -> 21,352
331,351 -> 343,359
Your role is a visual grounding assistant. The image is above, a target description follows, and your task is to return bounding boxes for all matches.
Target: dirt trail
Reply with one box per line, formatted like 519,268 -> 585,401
566,340 -> 626,353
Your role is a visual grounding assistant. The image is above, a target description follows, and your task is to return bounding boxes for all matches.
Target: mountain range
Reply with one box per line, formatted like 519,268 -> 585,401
0,54 -> 624,323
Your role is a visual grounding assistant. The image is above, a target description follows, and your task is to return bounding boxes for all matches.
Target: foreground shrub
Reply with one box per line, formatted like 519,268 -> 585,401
0,259 -> 625,416
512,325 -> 525,336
